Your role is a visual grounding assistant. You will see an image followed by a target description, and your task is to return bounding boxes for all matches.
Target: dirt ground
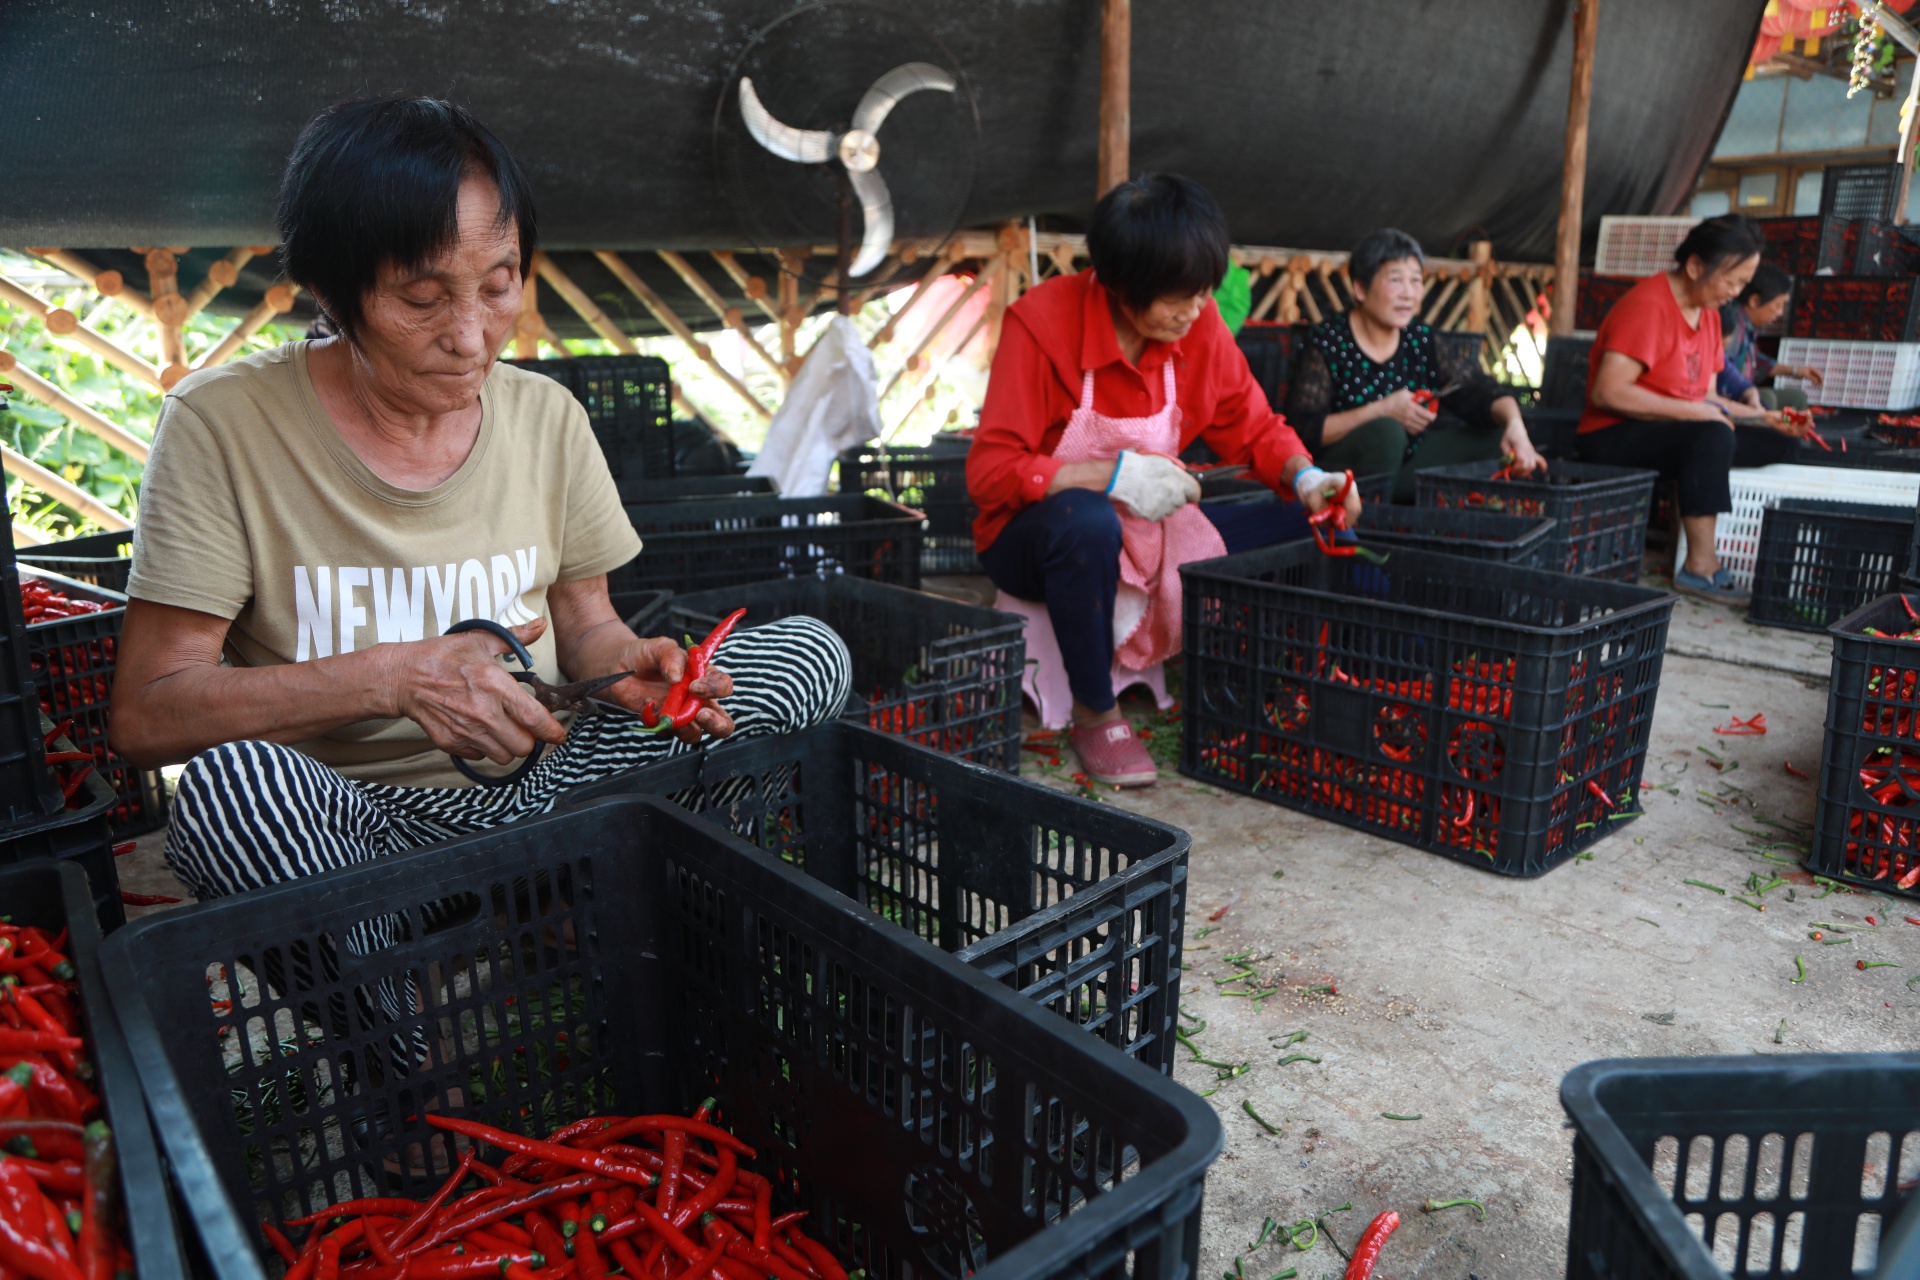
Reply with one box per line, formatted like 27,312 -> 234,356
111,582 -> 1916,1280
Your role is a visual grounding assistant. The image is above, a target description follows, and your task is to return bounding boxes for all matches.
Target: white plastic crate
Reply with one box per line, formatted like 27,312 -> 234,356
1676,464 -> 1920,589
1777,338 -> 1920,410
1594,216 -> 1700,277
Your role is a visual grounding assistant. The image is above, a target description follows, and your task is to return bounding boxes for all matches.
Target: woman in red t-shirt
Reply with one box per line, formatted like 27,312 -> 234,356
1575,215 -> 1808,604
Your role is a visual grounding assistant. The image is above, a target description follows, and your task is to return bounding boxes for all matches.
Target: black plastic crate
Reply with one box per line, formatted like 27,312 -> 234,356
0,539 -> 61,825
1821,162 -> 1902,222
1853,221 -> 1920,276
1575,274 -> 1638,332
102,795 -> 1220,1280
1416,459 -> 1658,580
0,858 -> 185,1279
1562,1053 -> 1920,1280
839,441 -> 979,575
22,566 -> 167,836
1759,214 -> 1856,276
1749,499 -> 1914,633
619,474 -> 775,502
2,725 -> 123,933
1180,543 -> 1673,876
1528,407 -> 1583,461
1810,594 -> 1920,896
608,587 -> 673,633
1789,275 -> 1920,343
1911,502 -> 1920,583
1357,506 -> 1556,567
609,494 -> 924,596
19,527 -> 135,594
506,355 -> 674,499
1233,321 -> 1300,411
1539,335 -> 1594,412
662,576 -> 1024,770
566,721 -> 1189,1072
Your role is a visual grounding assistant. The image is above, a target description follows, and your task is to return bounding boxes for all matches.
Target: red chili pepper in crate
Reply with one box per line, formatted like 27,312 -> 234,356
640,609 -> 748,734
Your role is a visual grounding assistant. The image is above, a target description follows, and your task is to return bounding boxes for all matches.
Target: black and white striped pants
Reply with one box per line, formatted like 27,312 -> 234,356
163,616 -> 852,903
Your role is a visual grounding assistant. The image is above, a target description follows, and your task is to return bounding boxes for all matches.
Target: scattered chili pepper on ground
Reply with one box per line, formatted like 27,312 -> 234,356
1343,1211 -> 1399,1280
1783,761 -> 1811,780
1713,714 -> 1767,736
1859,960 -> 1901,970
1208,903 -> 1231,922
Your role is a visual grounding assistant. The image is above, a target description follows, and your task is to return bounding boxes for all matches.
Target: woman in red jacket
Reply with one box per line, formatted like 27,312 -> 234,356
967,174 -> 1355,787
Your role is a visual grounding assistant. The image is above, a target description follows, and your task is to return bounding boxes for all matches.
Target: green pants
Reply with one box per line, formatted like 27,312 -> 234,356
1759,387 -> 1810,412
1314,416 -> 1510,503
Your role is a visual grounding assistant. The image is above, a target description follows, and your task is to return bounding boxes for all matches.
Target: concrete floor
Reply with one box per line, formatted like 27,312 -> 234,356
110,576 -> 1919,1278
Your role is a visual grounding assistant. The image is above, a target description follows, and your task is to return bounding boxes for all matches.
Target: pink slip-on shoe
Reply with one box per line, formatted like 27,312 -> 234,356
1070,719 -> 1158,788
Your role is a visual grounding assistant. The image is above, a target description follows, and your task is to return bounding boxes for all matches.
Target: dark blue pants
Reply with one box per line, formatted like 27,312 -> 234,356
979,491 -> 1310,712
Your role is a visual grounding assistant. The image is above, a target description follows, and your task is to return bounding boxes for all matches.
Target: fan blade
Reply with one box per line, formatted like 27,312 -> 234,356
738,77 -> 834,163
847,168 -> 894,278
850,62 -> 956,136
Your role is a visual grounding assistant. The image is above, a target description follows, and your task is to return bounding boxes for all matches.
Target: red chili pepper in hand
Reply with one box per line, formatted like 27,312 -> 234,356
641,609 -> 748,733
1306,471 -> 1359,557
1344,1211 -> 1399,1280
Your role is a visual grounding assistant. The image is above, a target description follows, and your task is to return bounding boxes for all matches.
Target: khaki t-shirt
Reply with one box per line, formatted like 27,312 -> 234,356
127,342 -> 642,788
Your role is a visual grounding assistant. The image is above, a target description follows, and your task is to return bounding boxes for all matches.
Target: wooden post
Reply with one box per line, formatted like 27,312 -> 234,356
778,251 -> 803,374
1466,240 -> 1492,335
656,251 -> 790,384
1098,0 -> 1130,197
1898,46 -> 1920,222
709,252 -> 783,324
0,442 -> 132,531
1551,0 -> 1600,337
513,273 -> 542,360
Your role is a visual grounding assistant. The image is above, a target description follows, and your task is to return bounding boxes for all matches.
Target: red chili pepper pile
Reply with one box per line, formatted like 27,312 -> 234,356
16,585 -> 106,627
37,723 -> 94,815
1199,624 -> 1631,859
0,921 -> 127,1280
263,1106 -> 849,1280
21,578 -> 119,821
640,610 -> 747,735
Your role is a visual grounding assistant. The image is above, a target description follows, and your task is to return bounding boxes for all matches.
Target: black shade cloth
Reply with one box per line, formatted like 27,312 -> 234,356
0,0 -> 1762,327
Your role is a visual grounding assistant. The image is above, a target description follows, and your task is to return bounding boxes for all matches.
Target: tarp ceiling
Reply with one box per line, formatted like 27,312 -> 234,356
0,0 -> 1765,334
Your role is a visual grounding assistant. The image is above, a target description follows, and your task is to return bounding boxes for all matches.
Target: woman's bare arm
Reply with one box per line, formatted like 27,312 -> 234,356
1589,350 -> 1726,423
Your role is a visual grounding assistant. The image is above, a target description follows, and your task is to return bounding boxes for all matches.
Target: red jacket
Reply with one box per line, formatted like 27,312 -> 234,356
966,270 -> 1308,551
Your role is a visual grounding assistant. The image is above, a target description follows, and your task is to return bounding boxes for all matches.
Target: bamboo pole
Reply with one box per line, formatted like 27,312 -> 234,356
181,246 -> 267,320
778,251 -> 803,372
592,251 -> 772,420
1551,0 -> 1600,337
877,259 -> 999,402
871,244 -> 962,348
146,249 -> 189,385
533,252 -> 637,352
2,363 -> 151,462
656,251 -> 790,384
1248,268 -> 1291,323
1098,0 -> 1130,196
1,443 -> 133,531
195,284 -> 300,370
1466,241 -> 1492,334
540,323 -> 574,356
884,309 -> 990,440
1424,277 -> 1462,324
0,274 -> 163,390
22,250 -> 154,317
709,252 -> 783,324
11,523 -> 51,548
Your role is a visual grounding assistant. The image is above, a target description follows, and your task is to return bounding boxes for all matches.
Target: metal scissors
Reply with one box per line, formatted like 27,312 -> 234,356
443,618 -> 635,787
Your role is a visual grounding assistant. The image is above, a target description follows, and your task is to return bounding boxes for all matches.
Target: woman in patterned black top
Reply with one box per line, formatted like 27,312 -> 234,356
1284,229 -> 1543,501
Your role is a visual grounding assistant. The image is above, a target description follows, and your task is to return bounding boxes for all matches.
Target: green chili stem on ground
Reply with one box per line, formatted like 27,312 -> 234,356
1421,1198 -> 1487,1222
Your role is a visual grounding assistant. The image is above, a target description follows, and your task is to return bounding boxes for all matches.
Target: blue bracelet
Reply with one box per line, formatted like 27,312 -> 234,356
1105,452 -> 1125,494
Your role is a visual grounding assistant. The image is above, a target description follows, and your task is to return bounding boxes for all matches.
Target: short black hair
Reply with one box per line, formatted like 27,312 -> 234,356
1739,262 -> 1792,306
1086,173 -> 1230,312
277,95 -> 537,340
1348,228 -> 1425,288
1672,213 -> 1763,275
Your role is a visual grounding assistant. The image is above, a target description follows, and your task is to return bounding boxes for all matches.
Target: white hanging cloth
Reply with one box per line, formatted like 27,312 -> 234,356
747,314 -> 882,496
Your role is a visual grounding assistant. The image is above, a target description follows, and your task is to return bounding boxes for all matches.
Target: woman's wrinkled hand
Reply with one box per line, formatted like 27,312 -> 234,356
392,618 -> 566,765
1501,426 -> 1548,476
1379,388 -> 1438,435
600,635 -> 736,744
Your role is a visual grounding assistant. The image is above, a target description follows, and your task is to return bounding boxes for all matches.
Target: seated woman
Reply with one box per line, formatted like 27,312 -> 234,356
967,173 -> 1359,789
111,96 -> 851,901
1575,214 -> 1810,605
1284,229 -> 1544,502
1718,262 -> 1825,435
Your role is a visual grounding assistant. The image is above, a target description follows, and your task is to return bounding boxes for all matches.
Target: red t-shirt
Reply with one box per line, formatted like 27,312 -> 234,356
1578,273 -> 1724,433
966,270 -> 1308,551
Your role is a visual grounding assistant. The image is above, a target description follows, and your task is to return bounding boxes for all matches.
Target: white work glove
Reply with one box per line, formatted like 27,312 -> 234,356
1107,450 -> 1201,522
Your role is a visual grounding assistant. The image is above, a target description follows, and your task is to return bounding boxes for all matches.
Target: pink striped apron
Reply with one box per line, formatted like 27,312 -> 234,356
1050,360 -> 1226,670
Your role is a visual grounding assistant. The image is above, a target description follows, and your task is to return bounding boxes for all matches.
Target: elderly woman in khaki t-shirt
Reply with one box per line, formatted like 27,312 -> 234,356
112,96 -> 852,903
